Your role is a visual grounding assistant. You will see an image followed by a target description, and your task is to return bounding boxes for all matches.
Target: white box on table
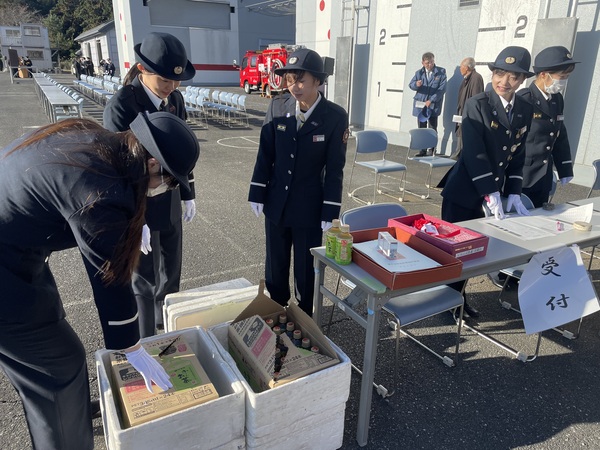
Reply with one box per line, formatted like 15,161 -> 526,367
95,327 -> 245,450
209,322 -> 351,450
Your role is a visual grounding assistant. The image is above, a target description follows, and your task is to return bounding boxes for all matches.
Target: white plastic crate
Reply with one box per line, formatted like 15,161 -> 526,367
163,279 -> 255,332
96,327 -> 245,450
209,323 -> 351,450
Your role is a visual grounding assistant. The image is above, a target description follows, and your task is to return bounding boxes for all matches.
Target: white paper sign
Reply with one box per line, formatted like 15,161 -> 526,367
518,245 -> 600,334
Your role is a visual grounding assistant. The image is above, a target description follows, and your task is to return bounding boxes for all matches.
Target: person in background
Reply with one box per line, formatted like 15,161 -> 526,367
0,112 -> 199,450
441,46 -> 535,317
409,51 -> 447,156
519,46 -> 578,207
248,48 -> 349,316
453,57 -> 484,159
105,58 -> 116,77
104,32 -> 198,337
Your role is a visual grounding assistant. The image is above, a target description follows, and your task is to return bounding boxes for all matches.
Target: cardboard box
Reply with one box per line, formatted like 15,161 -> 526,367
227,283 -> 340,392
96,328 -> 245,450
109,335 -> 219,428
388,214 -> 489,261
210,323 -> 351,450
351,227 -> 462,290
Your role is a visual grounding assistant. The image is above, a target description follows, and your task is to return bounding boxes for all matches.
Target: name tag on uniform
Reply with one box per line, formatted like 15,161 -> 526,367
557,115 -> 564,121
313,135 -> 325,142
452,115 -> 462,124
277,124 -> 286,131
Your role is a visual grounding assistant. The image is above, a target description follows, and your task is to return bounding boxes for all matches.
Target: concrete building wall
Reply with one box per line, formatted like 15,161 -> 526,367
112,0 -> 295,86
301,0 -> 600,187
0,23 -> 52,70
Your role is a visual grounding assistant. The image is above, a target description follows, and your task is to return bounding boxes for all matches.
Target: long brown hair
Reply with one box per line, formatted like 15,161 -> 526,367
9,119 -> 150,285
123,64 -> 142,86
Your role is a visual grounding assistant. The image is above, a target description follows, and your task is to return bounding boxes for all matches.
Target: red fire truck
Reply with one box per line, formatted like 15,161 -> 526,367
235,43 -> 304,96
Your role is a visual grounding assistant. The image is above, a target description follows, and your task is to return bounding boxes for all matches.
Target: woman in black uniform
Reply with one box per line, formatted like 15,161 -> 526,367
104,32 -> 198,337
0,111 -> 199,450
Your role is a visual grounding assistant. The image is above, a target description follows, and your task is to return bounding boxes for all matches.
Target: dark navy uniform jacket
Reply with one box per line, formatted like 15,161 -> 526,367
518,85 -> 573,195
408,65 -> 447,117
0,131 -> 140,350
103,77 -> 195,231
248,93 -> 348,227
441,89 -> 534,210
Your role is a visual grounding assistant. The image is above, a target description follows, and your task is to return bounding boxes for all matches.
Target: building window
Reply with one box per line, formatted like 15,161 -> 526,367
27,50 -> 44,60
6,29 -> 21,38
459,0 -> 480,6
23,26 -> 41,36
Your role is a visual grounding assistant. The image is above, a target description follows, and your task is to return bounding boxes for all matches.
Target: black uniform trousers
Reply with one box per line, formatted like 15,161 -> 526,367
265,219 -> 322,316
133,220 -> 182,338
0,318 -> 92,450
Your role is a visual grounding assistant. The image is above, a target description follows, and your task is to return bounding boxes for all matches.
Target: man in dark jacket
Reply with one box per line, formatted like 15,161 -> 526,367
409,52 -> 447,156
453,57 -> 484,159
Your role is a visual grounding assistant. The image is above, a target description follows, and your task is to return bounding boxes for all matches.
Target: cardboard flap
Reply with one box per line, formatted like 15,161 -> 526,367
233,281 -> 283,322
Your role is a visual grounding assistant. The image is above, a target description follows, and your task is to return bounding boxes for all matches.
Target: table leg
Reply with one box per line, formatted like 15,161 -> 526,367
356,292 -> 381,446
313,257 -> 325,329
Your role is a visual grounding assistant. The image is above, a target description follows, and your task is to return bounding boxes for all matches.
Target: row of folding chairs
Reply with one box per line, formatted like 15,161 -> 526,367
74,75 -> 122,105
183,87 -> 249,128
34,73 -> 84,122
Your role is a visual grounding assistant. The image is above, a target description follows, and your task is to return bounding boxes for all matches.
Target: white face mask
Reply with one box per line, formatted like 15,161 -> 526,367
545,74 -> 568,94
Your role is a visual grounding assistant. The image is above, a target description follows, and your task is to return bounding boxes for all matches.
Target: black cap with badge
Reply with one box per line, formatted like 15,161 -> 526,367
274,48 -> 328,85
130,111 -> 199,192
134,32 -> 196,81
488,46 -> 535,78
533,46 -> 579,73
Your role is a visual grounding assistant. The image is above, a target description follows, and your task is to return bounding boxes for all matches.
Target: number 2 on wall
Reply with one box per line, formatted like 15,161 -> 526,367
514,15 -> 528,38
379,29 -> 386,45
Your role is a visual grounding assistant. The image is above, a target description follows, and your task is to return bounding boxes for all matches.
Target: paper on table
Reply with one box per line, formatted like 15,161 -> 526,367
353,239 -> 440,272
482,204 -> 594,240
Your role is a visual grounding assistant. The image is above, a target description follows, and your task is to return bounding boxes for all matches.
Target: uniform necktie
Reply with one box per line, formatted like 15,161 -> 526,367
297,112 -> 306,130
505,103 -> 512,122
159,101 -> 167,111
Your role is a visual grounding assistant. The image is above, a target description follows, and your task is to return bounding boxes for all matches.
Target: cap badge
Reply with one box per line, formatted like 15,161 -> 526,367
174,66 -> 183,75
505,56 -> 516,64
289,56 -> 298,64
566,52 -> 572,58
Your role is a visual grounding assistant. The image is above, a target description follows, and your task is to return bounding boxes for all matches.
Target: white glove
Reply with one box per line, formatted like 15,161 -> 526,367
560,176 -> 573,185
321,221 -> 333,232
486,192 -> 505,220
140,224 -> 152,255
250,202 -> 264,217
506,194 -> 531,216
183,200 -> 196,222
125,346 -> 173,393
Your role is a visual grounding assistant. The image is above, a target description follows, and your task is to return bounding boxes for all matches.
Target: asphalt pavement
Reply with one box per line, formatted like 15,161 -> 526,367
1,71 -> 599,450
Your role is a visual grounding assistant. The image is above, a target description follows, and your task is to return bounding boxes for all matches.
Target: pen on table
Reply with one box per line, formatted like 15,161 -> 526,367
158,335 -> 180,358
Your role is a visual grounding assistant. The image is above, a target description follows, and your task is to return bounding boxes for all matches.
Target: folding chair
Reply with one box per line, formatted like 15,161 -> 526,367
583,161 -> 600,270
408,128 -> 455,199
330,203 -> 463,396
347,130 -> 407,204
